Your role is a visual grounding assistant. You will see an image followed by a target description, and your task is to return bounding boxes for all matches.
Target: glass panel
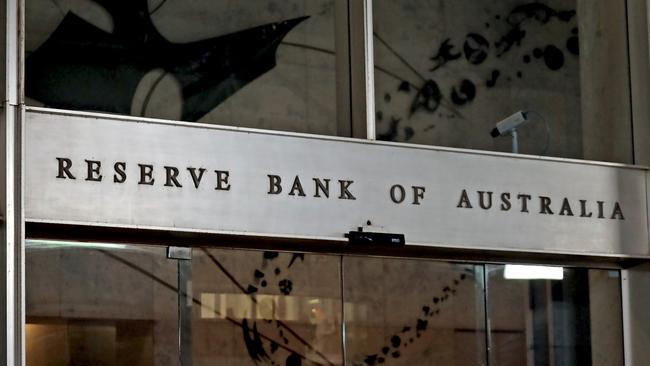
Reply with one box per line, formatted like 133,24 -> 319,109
487,265 -> 624,366
25,0 -> 339,135
191,248 -> 343,365
343,256 -> 486,365
25,240 -> 179,366
373,0 -> 632,163
25,239 -> 626,366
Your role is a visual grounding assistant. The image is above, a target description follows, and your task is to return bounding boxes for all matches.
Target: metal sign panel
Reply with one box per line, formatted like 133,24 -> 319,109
25,109 -> 650,256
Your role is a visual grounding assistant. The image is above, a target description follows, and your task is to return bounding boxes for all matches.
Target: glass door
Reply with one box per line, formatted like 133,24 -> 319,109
190,248 -> 343,366
25,240 -> 624,366
486,265 -> 624,366
342,257 -> 486,365
26,241 -> 345,366
26,241 -> 180,365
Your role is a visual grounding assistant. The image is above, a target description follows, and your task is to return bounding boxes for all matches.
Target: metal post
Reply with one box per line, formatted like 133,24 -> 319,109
2,0 -> 24,365
622,263 -> 650,365
482,265 -> 491,366
178,260 -> 192,366
340,256 -> 347,365
168,246 -> 193,366
511,129 -> 519,154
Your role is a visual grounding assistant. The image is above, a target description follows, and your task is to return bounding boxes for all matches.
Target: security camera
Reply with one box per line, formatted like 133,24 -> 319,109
490,111 -> 528,137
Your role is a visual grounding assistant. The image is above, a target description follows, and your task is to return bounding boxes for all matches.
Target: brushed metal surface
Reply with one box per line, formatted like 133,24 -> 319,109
25,109 -> 650,256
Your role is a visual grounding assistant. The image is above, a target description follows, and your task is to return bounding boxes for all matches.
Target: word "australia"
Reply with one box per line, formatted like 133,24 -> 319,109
457,189 -> 624,220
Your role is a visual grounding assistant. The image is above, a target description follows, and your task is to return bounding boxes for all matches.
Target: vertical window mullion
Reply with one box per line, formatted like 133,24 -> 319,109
4,1 -> 25,366
348,0 -> 375,140
626,0 -> 650,165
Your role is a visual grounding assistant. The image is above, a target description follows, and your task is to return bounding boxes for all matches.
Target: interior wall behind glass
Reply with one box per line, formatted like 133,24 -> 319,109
25,0 -> 338,135
373,0 -> 632,163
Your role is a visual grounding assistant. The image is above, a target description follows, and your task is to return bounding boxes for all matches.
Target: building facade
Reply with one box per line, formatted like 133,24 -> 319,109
2,0 -> 650,365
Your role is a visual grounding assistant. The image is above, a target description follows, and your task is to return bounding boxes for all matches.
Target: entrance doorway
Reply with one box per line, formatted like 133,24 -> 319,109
25,241 -> 624,365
